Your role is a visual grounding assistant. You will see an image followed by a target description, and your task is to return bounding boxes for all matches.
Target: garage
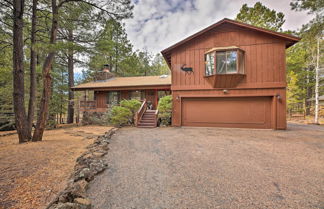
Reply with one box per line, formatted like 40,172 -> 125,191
181,97 -> 272,129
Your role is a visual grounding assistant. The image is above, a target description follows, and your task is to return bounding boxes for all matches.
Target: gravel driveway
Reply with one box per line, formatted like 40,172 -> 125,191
87,123 -> 324,209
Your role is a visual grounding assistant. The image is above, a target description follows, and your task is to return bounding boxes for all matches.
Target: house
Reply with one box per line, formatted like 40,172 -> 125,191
161,18 -> 300,129
74,18 -> 300,129
72,71 -> 171,127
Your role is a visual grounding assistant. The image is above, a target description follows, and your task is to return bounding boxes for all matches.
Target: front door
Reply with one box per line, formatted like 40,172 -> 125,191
145,90 -> 157,109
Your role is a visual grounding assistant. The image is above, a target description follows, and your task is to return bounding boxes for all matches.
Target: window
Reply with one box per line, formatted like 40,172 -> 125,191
205,48 -> 244,75
129,91 -> 144,101
216,51 -> 237,74
205,53 -> 215,76
106,91 -> 120,106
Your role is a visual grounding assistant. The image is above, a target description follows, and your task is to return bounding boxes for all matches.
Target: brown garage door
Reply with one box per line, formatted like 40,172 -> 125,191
181,97 -> 272,129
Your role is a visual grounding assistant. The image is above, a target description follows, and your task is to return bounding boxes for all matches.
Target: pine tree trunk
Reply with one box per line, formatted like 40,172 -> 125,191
27,0 -> 38,139
314,37 -> 320,124
12,0 -> 29,143
67,28 -> 74,123
32,0 -> 58,141
305,68 -> 311,115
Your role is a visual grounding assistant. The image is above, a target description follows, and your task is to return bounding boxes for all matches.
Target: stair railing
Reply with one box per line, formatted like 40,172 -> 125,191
135,99 -> 147,126
154,109 -> 159,127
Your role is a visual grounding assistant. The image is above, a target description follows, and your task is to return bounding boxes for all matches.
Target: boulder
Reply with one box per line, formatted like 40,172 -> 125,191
74,198 -> 91,209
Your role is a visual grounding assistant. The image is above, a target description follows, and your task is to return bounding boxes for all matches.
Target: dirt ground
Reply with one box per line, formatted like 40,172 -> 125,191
0,125 -> 111,209
88,123 -> 324,209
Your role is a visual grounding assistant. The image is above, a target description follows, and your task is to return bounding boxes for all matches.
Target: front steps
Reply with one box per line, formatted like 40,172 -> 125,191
137,110 -> 157,128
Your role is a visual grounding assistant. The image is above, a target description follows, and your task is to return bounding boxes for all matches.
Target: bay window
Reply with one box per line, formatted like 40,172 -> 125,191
205,47 -> 244,76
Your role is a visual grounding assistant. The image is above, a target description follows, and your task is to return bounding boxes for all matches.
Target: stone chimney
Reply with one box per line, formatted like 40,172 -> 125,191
95,64 -> 115,81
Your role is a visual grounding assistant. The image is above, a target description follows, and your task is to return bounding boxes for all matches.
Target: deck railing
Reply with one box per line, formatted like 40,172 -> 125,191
80,101 -> 96,110
154,109 -> 159,127
135,99 -> 147,126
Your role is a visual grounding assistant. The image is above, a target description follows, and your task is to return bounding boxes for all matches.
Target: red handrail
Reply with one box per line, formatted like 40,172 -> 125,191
135,99 -> 147,126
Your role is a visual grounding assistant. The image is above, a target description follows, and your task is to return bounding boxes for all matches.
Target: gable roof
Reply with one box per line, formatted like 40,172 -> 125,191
161,18 -> 300,67
72,75 -> 171,90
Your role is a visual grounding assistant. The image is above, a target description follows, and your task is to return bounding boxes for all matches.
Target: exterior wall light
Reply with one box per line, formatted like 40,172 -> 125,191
223,89 -> 228,94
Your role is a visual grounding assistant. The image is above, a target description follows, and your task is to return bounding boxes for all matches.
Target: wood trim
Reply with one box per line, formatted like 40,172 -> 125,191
272,95 -> 278,129
73,85 -> 171,91
179,94 -> 276,98
171,82 -> 286,91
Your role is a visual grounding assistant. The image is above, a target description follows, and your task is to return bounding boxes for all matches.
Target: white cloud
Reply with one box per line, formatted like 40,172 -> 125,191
124,0 -> 314,54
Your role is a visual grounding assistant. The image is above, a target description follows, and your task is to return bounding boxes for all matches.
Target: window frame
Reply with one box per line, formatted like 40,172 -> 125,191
204,48 -> 244,76
129,90 -> 145,101
106,91 -> 120,106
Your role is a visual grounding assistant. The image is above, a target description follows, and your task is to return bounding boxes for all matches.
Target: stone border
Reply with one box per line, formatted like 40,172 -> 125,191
46,128 -> 118,209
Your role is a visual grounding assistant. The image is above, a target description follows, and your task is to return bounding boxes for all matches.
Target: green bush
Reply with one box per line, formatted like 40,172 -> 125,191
110,106 -> 132,127
120,99 -> 141,124
157,95 -> 172,126
120,99 -> 141,114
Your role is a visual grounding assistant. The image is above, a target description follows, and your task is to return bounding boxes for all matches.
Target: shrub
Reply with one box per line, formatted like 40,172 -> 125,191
158,95 -> 172,126
120,99 -> 141,124
120,99 -> 141,114
82,112 -> 106,125
110,106 -> 132,127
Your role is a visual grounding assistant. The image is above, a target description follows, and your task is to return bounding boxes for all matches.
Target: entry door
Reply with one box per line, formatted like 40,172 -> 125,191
145,90 -> 157,109
181,97 -> 272,129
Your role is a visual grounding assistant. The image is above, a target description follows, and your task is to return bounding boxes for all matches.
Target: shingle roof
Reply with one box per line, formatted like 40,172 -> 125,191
72,75 -> 171,90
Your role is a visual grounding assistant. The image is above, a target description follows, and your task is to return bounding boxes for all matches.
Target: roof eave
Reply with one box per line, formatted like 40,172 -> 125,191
72,84 -> 172,91
161,18 -> 300,56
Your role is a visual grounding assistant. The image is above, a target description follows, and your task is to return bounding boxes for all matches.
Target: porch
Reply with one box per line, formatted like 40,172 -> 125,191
79,89 -> 171,113
72,75 -> 172,127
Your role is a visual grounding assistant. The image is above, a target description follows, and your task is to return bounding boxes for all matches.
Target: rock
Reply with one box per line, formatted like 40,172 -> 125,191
92,151 -> 105,158
78,168 -> 91,179
74,198 -> 91,209
48,202 -> 79,209
58,195 -> 68,203
89,160 -> 107,174
70,179 -> 88,197
46,128 -> 118,209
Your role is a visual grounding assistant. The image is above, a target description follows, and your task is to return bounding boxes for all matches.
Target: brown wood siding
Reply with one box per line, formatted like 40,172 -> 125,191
95,92 -> 107,108
121,91 -> 128,100
170,24 -> 286,90
168,23 -> 288,129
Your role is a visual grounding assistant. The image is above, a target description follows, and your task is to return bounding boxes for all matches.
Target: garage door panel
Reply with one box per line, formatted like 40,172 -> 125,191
181,97 -> 272,129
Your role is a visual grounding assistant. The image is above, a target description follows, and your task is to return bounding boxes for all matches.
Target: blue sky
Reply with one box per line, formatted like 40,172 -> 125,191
124,0 -> 314,54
